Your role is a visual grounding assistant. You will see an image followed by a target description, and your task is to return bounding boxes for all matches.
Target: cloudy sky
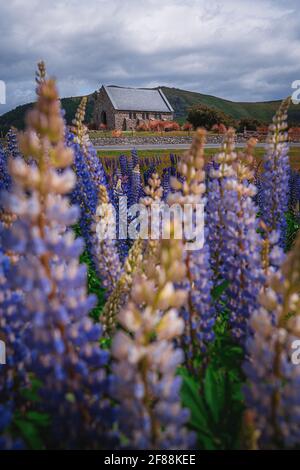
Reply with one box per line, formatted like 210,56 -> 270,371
1,0 -> 300,114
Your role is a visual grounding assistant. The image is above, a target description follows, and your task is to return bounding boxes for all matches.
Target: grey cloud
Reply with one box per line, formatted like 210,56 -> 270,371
0,0 -> 300,115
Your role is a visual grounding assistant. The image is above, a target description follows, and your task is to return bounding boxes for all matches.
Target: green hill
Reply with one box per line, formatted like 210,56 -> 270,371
161,87 -> 300,124
1,86 -> 300,134
0,95 -> 95,135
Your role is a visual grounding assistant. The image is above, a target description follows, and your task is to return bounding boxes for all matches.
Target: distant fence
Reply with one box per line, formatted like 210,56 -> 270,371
243,130 -> 300,143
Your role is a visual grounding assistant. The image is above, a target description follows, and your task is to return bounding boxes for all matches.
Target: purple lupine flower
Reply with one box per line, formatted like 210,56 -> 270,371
6,128 -> 22,160
71,96 -> 109,194
206,129 -> 238,280
127,153 -> 134,174
0,143 -> 17,229
68,132 -> 98,252
131,148 -> 139,167
182,240 -> 215,356
70,96 -> 110,205
162,167 -> 171,201
222,157 -> 265,343
119,154 -> 128,176
169,129 -> 215,363
143,164 -> 156,186
112,166 -> 122,186
71,138 -> 122,296
207,134 -> 265,343
260,98 -> 291,248
288,169 -> 300,213
253,172 -> 263,209
170,153 -> 177,166
86,141 -> 109,189
111,225 -> 195,449
1,75 -> 116,449
0,248 -> 26,449
0,144 -> 11,193
243,228 -> 300,448
0,404 -> 24,450
91,185 -> 122,298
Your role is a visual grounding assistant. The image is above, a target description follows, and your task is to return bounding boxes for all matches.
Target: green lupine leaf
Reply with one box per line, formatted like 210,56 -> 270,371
211,280 -> 230,301
204,365 -> 226,424
179,369 -> 208,430
14,419 -> 44,450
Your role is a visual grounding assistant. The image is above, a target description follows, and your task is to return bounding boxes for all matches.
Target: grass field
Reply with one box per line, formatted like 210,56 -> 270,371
98,146 -> 300,170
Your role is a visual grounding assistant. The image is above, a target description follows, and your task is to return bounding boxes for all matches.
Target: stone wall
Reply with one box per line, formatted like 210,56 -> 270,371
93,87 -> 116,130
90,133 -> 251,146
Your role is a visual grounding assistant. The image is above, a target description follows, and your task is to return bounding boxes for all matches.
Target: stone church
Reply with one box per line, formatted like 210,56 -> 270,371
93,85 -> 174,130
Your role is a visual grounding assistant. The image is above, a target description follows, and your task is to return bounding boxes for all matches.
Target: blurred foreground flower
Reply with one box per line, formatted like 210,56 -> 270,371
244,227 -> 300,448
111,221 -> 195,449
1,64 -> 116,449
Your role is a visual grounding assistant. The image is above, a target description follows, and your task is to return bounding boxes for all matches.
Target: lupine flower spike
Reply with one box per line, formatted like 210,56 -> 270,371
169,129 -> 215,365
223,138 -> 265,343
206,128 -> 238,280
71,96 -> 108,190
0,249 -> 25,449
260,98 -> 291,251
244,228 -> 300,448
111,222 -> 195,449
91,184 -> 122,297
1,69 -> 115,449
101,237 -> 144,336
101,173 -> 163,336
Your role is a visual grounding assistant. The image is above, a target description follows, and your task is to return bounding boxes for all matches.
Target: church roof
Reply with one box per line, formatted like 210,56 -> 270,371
103,85 -> 174,113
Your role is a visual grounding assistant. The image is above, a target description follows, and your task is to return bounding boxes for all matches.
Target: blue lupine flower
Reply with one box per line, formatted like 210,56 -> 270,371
119,154 -> 128,176
143,164 -> 156,186
68,132 -> 98,250
162,167 -> 171,201
288,168 -> 300,213
0,144 -> 11,193
207,133 -> 265,343
91,185 -> 122,297
206,129 -> 237,280
169,129 -> 215,361
6,128 -> 22,160
0,248 -> 26,449
111,229 -> 195,449
131,148 -> 139,167
260,98 -> 291,248
1,75 -> 117,449
243,229 -> 300,448
221,176 -> 265,343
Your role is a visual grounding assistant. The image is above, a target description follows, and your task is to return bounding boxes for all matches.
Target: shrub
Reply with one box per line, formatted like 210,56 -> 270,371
163,121 -> 180,131
237,118 -> 262,132
187,103 -> 236,130
182,122 -> 193,131
136,121 -> 149,131
211,123 -> 227,134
